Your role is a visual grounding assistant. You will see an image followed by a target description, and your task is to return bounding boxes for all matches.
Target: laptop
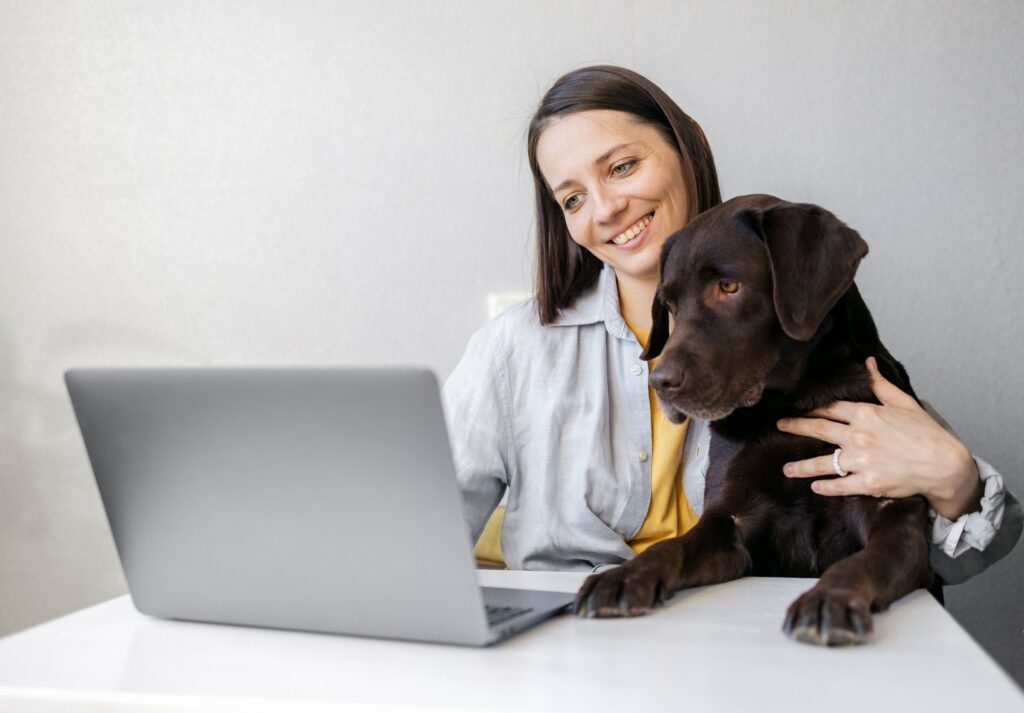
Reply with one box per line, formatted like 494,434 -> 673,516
65,367 -> 575,646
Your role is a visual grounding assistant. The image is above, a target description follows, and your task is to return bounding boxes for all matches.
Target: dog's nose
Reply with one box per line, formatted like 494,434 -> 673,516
650,363 -> 684,393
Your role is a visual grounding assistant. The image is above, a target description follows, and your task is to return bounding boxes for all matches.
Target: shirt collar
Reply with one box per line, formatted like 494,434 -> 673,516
550,264 -> 633,341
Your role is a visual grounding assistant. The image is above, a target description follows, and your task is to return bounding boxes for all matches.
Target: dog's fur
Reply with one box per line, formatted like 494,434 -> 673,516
573,194 -> 934,646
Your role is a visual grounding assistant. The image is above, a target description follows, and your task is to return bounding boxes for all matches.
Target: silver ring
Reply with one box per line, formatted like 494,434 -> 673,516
833,447 -> 849,477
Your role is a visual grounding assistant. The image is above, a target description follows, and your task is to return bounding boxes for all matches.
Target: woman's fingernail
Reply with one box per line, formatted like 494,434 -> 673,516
783,464 -> 794,476
811,482 -> 822,493
777,419 -> 789,429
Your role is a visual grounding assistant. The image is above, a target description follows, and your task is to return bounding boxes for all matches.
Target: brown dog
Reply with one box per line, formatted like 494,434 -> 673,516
573,194 -> 934,646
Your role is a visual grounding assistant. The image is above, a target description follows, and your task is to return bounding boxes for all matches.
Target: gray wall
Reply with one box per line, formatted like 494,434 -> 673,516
2,0 -> 1022,684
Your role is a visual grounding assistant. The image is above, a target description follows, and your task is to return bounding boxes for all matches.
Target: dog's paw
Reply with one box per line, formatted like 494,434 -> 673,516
573,563 -> 673,618
782,586 -> 873,646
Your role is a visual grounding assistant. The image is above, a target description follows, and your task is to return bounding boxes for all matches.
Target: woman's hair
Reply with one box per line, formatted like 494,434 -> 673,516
527,65 -> 722,325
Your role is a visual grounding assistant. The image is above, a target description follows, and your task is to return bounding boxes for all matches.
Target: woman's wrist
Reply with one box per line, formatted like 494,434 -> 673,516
927,445 -> 983,520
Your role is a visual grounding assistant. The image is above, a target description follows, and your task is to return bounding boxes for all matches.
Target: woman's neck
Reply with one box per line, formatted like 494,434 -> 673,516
615,270 -> 659,331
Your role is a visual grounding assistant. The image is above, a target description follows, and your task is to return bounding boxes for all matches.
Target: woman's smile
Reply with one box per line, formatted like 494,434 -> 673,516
609,213 -> 653,248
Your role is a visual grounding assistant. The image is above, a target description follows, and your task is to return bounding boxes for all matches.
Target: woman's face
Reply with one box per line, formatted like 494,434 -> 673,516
536,109 -> 690,284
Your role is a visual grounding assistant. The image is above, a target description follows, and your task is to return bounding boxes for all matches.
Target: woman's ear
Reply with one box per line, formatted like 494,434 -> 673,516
640,293 -> 670,361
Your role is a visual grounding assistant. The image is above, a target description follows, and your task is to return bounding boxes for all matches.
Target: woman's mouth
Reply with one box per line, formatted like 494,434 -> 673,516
609,213 -> 653,248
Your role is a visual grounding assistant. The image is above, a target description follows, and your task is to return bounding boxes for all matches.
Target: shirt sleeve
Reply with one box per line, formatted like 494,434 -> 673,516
441,323 -> 512,544
929,456 -> 1023,584
922,403 -> 1024,584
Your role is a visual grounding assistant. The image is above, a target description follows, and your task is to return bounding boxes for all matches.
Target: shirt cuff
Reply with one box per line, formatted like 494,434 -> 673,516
930,455 -> 1005,558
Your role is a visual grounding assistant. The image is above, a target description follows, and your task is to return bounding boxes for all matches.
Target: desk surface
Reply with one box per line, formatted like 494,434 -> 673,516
0,571 -> 1020,713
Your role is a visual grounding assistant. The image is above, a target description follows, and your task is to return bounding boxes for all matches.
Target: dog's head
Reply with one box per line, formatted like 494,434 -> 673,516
642,194 -> 868,422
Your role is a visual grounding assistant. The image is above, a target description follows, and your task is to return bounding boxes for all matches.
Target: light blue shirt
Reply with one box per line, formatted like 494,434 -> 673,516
442,264 -> 1020,582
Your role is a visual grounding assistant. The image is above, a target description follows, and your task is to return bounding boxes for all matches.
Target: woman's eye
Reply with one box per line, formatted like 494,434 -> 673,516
611,160 -> 636,176
562,194 -> 581,211
719,280 -> 740,294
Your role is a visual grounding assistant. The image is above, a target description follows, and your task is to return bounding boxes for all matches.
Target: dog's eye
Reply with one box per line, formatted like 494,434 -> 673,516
719,281 -> 740,294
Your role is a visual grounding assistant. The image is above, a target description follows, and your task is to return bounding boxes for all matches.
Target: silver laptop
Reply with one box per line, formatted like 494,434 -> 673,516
65,367 -> 574,646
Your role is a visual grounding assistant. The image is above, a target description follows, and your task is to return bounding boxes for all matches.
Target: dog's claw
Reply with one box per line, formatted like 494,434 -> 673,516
782,609 -> 797,634
573,576 -> 596,617
850,611 -> 867,638
819,603 -> 833,639
785,588 -> 873,646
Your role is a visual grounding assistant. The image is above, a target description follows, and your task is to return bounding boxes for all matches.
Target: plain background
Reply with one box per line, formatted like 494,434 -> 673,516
2,0 -> 1022,686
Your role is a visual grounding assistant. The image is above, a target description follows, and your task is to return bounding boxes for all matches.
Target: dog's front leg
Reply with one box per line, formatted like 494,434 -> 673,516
574,510 -> 753,617
784,498 -> 933,646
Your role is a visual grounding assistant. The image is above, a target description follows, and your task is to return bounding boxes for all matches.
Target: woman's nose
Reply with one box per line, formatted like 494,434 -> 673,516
590,185 -> 627,224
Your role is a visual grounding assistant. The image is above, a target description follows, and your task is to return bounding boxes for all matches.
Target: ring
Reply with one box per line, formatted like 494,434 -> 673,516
833,447 -> 849,477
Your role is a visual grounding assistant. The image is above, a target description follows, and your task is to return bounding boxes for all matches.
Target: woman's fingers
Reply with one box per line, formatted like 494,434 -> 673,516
804,400 -> 859,422
865,356 -> 917,409
782,453 -> 839,478
774,356 -> 977,509
776,415 -> 847,444
809,471 -> 916,499
809,474 -> 873,497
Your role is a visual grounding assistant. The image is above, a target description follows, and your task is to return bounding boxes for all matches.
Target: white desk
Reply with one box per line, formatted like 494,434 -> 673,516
0,571 -> 1020,712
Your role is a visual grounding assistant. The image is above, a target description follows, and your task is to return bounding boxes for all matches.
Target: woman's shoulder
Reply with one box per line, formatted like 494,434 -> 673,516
493,296 -> 545,332
471,268 -> 609,348
455,295 -> 599,381
446,298 -> 543,391
470,297 -> 554,350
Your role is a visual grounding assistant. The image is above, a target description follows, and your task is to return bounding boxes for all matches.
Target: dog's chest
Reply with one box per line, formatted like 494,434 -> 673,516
705,421 -> 827,498
705,424 -> 865,576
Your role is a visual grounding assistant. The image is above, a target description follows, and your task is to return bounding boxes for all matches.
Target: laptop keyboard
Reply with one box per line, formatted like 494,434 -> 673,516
486,605 -> 533,627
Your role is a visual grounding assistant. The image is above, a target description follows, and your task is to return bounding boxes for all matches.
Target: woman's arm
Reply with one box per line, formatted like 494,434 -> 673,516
776,357 -> 1022,581
442,323 -> 512,544
929,458 -> 1023,583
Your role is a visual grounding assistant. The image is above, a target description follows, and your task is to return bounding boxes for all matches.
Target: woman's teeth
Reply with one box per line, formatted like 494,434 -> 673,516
611,214 -> 652,245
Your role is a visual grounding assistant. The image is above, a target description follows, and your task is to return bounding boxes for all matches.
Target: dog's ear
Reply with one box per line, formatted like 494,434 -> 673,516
640,291 -> 669,361
749,201 -> 869,342
639,232 -> 678,360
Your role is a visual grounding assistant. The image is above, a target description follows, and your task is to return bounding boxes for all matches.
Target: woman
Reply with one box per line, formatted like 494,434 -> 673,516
443,65 -> 1021,585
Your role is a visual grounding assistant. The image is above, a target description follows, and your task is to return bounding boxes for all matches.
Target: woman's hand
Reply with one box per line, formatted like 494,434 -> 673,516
776,357 -> 983,520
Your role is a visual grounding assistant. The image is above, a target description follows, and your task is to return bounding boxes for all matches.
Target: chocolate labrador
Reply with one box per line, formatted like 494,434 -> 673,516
574,194 -> 934,646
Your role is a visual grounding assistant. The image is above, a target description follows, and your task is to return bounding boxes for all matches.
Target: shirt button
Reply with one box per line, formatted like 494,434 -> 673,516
637,450 -> 649,462
630,364 -> 643,376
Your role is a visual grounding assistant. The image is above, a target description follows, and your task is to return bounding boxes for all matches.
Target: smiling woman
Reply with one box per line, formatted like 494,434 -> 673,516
443,66 -> 1021,596
535,110 -> 688,326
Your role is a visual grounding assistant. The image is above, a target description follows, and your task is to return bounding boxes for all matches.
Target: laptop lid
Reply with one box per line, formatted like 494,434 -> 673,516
66,368 -> 501,645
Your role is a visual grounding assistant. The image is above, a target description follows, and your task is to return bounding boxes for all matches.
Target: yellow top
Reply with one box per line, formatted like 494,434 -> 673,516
472,321 -> 699,564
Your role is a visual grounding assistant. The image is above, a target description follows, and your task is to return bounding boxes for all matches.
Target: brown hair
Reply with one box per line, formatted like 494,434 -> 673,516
527,65 -> 722,324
